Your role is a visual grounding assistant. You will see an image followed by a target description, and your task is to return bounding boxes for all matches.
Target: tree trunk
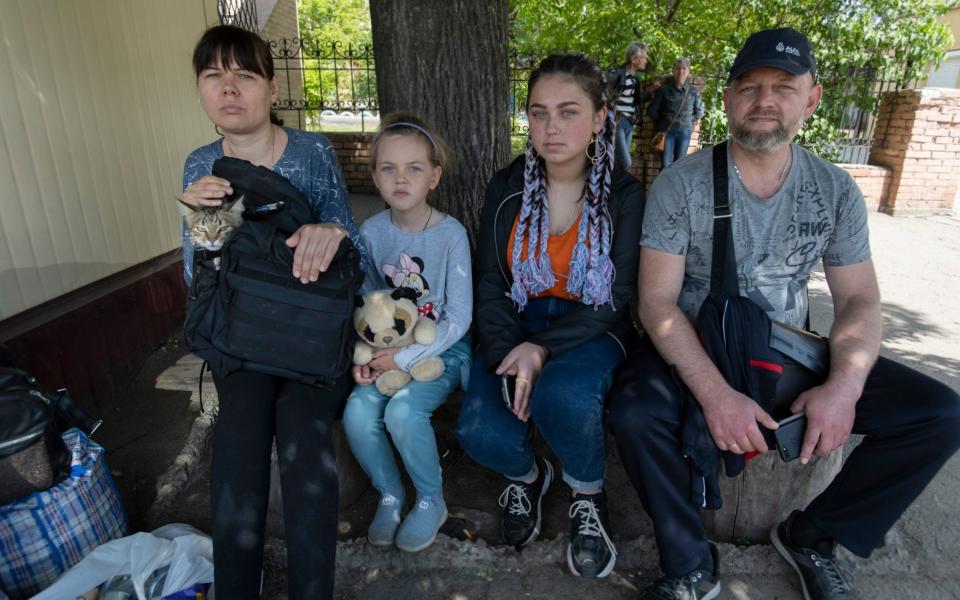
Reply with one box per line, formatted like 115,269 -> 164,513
702,450 -> 843,544
369,0 -> 510,243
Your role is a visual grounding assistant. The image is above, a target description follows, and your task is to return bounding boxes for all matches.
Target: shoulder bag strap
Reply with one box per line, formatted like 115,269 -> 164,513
710,140 -> 739,297
663,84 -> 690,133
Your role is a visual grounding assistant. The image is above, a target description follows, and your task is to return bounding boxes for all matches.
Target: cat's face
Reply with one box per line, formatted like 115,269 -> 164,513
179,195 -> 244,251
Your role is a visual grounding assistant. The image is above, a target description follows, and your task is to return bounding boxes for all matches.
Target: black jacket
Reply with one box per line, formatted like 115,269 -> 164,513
475,155 -> 645,371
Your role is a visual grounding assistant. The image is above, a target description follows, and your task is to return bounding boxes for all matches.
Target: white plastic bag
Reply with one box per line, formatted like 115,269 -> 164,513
30,524 -> 212,600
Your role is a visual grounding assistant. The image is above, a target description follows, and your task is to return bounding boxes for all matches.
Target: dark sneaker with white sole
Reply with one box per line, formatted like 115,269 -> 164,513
567,490 -> 617,578
771,512 -> 857,600
638,543 -> 720,600
498,456 -> 553,547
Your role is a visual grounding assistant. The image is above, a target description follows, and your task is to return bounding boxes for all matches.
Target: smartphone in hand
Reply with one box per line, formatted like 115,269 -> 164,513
770,412 -> 807,462
500,375 -> 517,410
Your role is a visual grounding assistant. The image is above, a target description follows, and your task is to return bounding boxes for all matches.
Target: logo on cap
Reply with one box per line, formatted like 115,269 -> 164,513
775,42 -> 801,56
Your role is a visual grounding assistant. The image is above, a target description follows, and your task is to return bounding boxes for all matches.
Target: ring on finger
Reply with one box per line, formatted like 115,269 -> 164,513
516,376 -> 530,385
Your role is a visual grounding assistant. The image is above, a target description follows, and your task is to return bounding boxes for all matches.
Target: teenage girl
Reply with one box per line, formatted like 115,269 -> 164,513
342,113 -> 472,552
456,54 -> 644,578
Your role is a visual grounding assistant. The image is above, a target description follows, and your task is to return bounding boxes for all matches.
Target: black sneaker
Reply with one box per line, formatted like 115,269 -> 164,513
498,456 -> 553,547
771,513 -> 857,600
567,491 -> 617,578
638,543 -> 720,600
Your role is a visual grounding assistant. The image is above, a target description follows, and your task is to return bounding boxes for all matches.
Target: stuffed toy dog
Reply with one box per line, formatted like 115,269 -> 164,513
352,287 -> 445,396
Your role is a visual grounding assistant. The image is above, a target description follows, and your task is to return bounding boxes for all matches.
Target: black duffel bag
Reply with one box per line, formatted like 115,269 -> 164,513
0,358 -> 102,505
184,157 -> 363,386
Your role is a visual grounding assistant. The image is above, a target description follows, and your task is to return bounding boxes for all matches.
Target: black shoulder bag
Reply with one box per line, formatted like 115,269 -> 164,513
184,157 -> 363,387
697,141 -> 829,419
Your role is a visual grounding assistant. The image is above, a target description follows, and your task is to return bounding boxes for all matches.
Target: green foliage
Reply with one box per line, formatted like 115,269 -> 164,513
298,0 -> 376,121
299,0 -> 371,50
510,0 -> 954,159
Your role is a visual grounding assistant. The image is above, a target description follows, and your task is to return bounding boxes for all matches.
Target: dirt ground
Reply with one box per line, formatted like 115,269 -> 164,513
95,209 -> 960,600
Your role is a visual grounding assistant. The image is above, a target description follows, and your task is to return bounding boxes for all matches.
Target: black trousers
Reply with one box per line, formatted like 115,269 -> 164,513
211,369 -> 352,600
609,337 -> 960,577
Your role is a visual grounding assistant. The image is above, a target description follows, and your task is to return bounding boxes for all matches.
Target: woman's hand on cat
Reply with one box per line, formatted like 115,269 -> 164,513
352,364 -> 380,385
495,342 -> 548,422
181,176 -> 233,207
285,223 -> 347,284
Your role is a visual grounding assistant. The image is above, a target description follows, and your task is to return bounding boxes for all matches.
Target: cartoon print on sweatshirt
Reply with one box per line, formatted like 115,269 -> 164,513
383,251 -> 439,321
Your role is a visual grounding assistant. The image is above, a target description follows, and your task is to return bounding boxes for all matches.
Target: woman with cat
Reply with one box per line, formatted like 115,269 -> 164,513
342,112 -> 472,553
178,25 -> 364,600
455,54 -> 644,579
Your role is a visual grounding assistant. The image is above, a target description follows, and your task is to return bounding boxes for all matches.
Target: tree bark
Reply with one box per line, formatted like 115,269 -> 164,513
702,450 -> 843,544
369,0 -> 510,243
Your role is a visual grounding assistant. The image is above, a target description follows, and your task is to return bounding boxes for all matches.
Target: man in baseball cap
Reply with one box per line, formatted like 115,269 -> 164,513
609,25 -> 960,600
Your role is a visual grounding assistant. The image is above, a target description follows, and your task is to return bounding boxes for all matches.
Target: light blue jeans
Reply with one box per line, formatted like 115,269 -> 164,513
661,127 -> 693,168
614,115 -> 635,171
343,337 -> 471,497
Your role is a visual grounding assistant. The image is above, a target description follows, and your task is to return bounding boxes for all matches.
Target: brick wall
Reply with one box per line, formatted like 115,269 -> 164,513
868,87 -> 960,213
838,164 -> 893,211
327,132 -> 377,194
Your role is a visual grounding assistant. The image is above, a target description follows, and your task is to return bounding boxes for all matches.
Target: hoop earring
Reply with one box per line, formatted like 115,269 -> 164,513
214,124 -> 224,137
585,133 -> 606,166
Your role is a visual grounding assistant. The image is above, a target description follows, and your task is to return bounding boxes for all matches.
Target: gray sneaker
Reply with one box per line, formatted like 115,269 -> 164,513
771,513 -> 857,600
638,544 -> 720,600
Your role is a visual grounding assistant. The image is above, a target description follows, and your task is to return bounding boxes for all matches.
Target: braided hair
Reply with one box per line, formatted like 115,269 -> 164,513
509,54 -> 617,311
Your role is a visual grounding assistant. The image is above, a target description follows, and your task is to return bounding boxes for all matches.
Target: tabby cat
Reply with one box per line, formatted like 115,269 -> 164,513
178,195 -> 244,267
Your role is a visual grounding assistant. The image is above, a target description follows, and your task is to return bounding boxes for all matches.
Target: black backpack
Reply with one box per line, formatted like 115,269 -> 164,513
184,157 -> 363,386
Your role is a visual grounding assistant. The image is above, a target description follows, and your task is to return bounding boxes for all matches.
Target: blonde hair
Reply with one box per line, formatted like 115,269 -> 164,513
370,112 -> 451,171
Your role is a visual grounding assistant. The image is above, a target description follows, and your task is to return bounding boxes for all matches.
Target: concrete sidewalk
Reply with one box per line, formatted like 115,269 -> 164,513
138,209 -> 960,600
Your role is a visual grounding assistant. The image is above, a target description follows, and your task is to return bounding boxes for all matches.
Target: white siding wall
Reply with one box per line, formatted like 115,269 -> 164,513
0,0 -> 218,320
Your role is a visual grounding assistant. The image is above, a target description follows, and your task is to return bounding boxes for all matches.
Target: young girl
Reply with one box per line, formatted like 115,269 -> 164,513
456,54 -> 644,578
343,113 -> 472,552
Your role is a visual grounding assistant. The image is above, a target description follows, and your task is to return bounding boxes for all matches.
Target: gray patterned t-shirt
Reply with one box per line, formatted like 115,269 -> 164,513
641,143 -> 871,328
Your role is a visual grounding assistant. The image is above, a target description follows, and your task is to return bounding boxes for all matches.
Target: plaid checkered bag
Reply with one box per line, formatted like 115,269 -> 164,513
0,429 -> 127,599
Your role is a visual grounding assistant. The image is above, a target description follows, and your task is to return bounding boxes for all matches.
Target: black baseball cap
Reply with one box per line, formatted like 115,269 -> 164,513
728,27 -> 817,83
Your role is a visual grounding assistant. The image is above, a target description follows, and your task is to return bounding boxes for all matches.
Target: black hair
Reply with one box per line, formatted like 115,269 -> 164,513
192,25 -> 274,80
526,54 -> 607,114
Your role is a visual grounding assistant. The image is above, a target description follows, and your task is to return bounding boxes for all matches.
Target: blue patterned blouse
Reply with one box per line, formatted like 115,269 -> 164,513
180,127 -> 366,284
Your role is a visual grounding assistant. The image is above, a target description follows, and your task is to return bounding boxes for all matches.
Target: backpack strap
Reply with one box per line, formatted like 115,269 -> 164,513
710,141 -> 739,297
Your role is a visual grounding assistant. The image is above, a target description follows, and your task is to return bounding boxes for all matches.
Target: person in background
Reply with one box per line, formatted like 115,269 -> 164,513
606,41 -> 656,172
647,57 -> 704,168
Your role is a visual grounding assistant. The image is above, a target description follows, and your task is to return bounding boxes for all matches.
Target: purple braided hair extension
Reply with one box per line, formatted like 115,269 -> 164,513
573,106 -> 617,308
510,138 -> 557,309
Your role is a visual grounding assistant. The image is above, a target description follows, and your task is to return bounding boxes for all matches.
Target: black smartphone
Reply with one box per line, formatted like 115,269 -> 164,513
771,412 -> 807,462
500,375 -> 516,409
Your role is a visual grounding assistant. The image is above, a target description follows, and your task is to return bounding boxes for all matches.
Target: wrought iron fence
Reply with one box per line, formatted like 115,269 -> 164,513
697,66 -> 903,164
260,41 -> 901,161
217,0 -> 258,32
266,38 -> 379,133
509,54 -> 537,137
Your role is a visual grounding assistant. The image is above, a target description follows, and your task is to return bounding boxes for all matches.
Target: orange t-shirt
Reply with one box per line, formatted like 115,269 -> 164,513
506,211 -> 586,301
